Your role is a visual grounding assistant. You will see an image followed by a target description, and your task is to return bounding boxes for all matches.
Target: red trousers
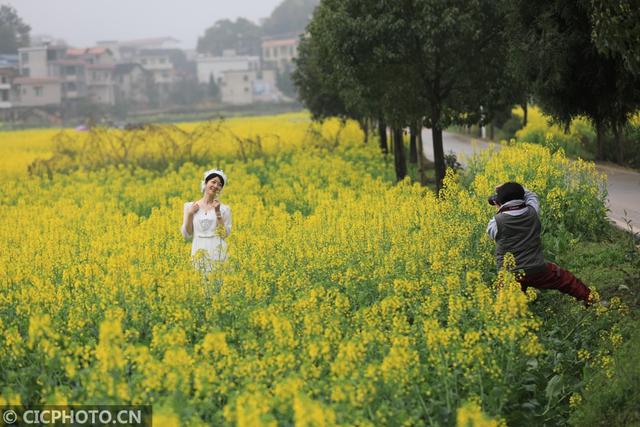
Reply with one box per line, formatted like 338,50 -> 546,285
518,262 -> 591,302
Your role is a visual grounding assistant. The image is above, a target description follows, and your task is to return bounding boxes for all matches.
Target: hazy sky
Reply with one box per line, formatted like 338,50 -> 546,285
5,0 -> 283,49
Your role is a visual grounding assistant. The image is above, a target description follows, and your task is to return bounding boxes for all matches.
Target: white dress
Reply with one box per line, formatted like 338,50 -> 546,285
181,202 -> 232,270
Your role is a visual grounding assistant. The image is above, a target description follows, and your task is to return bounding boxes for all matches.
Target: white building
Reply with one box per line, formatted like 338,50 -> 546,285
221,69 -> 280,105
12,77 -> 62,107
96,37 -> 180,62
261,36 -> 299,72
114,63 -> 150,104
18,45 -> 67,77
196,50 -> 260,85
0,70 -> 14,110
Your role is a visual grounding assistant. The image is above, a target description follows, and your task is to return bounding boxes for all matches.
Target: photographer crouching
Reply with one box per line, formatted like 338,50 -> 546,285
486,182 -> 591,303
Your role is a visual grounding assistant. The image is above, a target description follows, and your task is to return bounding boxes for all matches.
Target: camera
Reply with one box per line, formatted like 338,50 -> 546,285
488,194 -> 499,206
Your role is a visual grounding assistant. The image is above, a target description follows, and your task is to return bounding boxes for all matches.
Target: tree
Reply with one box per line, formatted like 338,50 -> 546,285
292,32 -> 350,121
310,0 -> 510,190
276,63 -> 297,98
262,0 -> 319,36
589,0 -> 640,76
208,74 -> 221,100
0,5 -> 31,54
508,0 -> 640,162
197,18 -> 263,56
293,15 -> 384,151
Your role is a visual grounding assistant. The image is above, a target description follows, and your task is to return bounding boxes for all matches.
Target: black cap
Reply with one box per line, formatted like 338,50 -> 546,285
496,182 -> 524,204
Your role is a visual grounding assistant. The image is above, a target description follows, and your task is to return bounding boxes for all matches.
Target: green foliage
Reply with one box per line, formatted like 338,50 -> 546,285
569,324 -> 640,426
0,5 -> 30,54
262,0 -> 319,36
207,74 -> 220,101
275,64 -> 296,99
589,0 -> 640,76
196,18 -> 263,56
514,106 -> 596,161
507,0 -> 640,160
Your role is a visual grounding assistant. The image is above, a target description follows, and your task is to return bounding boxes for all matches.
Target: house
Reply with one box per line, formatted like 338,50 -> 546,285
12,77 -> 62,107
221,69 -> 280,105
0,56 -> 18,113
18,45 -> 67,77
64,48 -> 117,105
136,49 -> 175,97
65,47 -> 116,66
0,68 -> 16,112
196,49 -> 260,85
113,63 -> 150,104
97,37 -> 180,61
48,59 -> 88,102
261,35 -> 299,72
86,64 -> 116,105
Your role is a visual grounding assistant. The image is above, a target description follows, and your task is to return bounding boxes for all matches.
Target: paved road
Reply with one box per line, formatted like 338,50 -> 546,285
422,129 -> 640,235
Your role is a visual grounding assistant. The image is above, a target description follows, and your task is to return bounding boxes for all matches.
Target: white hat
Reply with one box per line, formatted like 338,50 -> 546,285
200,169 -> 227,193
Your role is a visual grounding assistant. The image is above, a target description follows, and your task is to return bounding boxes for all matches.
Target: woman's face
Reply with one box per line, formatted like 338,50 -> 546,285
205,176 -> 223,195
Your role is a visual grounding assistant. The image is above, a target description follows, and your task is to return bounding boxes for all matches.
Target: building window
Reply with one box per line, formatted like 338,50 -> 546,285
141,59 -> 147,65
21,52 -> 29,63
22,68 -> 30,77
243,75 -> 248,82
244,87 -> 249,92
1,90 -> 8,101
0,76 -> 6,84
93,71 -> 98,80
34,86 -> 43,96
159,58 -> 166,64
161,70 -> 169,78
289,46 -> 294,56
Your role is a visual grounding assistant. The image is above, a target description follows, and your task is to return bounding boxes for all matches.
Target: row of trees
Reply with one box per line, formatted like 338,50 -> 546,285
293,0 -> 640,189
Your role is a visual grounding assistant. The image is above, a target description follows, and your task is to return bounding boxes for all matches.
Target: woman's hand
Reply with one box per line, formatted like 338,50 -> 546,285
188,202 -> 200,216
213,200 -> 221,214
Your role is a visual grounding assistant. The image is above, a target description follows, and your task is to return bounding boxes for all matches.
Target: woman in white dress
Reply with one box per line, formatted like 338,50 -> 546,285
181,169 -> 232,273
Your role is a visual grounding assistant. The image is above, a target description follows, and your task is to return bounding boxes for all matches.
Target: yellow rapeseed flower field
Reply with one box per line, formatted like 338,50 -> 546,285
0,113 -> 623,425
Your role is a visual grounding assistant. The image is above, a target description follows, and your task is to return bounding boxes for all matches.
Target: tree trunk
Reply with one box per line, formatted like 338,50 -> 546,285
614,122 -> 623,164
415,122 -> 427,186
409,125 -> 418,164
392,127 -> 407,182
432,126 -> 446,192
595,121 -> 605,161
378,118 -> 388,154
359,118 -> 369,144
521,102 -> 528,127
489,122 -> 495,141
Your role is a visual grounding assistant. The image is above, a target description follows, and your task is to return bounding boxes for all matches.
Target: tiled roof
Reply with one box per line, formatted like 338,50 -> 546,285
66,47 -> 112,56
66,48 -> 86,56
